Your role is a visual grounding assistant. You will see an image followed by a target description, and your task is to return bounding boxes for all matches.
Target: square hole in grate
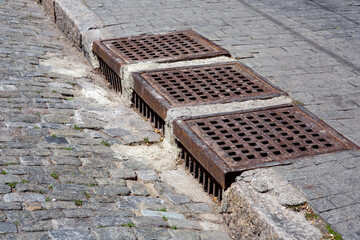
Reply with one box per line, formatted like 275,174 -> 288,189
173,104 -> 357,188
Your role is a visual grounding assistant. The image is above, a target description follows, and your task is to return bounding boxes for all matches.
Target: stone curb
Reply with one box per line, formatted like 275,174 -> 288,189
222,180 -> 321,240
41,0 -> 115,68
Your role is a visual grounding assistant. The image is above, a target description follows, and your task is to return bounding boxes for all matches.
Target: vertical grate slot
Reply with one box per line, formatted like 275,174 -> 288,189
98,57 -> 122,93
178,141 -> 223,201
131,91 -> 165,134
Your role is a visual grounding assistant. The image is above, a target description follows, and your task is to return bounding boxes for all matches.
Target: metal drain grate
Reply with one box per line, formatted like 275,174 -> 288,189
132,62 -> 286,120
132,92 -> 165,133
93,30 -> 230,72
98,57 -> 122,92
174,104 -> 357,189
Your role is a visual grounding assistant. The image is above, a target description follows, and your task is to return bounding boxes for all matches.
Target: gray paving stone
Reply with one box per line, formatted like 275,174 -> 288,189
199,231 -> 232,240
44,137 -> 69,145
141,210 -> 185,219
118,196 -> 165,211
52,218 -> 94,230
21,220 -> 53,232
109,168 -> 136,179
133,227 -> 171,240
131,216 -> 169,228
167,218 -> 202,230
95,226 -> 136,240
126,181 -> 150,196
165,193 -> 190,205
186,203 -> 212,213
92,216 -> 131,227
63,209 -> 93,218
49,230 -> 96,240
168,229 -> 200,240
92,185 -> 130,196
4,193 -> 46,203
31,210 -> 65,220
136,170 -> 159,183
19,156 -> 50,166
0,222 -> 17,234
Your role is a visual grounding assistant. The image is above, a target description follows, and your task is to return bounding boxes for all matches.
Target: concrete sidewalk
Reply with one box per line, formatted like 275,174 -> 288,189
40,0 -> 359,239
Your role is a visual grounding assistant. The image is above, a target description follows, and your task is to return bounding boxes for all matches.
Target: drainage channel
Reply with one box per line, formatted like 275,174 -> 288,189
93,30 -> 359,200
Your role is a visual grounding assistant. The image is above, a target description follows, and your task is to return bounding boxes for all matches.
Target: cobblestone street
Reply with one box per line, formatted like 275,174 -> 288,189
0,0 -> 231,239
1,0 -> 360,239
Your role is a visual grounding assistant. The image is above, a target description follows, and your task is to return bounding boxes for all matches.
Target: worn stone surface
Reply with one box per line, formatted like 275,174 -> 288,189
222,181 -> 321,240
0,0 -> 230,238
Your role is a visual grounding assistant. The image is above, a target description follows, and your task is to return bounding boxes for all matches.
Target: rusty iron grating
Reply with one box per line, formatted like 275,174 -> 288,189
132,62 -> 286,120
93,30 -> 230,74
98,57 -> 122,92
174,104 -> 357,189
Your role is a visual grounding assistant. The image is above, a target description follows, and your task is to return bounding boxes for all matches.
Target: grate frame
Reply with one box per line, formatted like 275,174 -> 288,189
93,30 -> 231,74
132,62 -> 287,120
173,104 -> 358,189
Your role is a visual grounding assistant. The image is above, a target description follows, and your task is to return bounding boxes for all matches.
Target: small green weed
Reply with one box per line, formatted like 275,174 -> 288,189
75,200 -> 83,206
45,197 -> 51,202
48,185 -> 53,190
5,162 -> 18,166
61,147 -> 73,150
65,97 -> 74,101
21,179 -> 29,183
51,134 -> 57,138
34,126 -> 40,129
82,190 -> 90,199
170,225 -> 177,229
35,113 -> 40,116
97,225 -> 108,229
157,208 -> 166,212
1,170 -> 7,175
7,100 -> 12,103
162,216 -> 168,221
13,221 -> 19,226
17,107 -> 22,110
292,100 -> 305,106
324,224 -> 342,240
6,182 -> 17,189
52,90 -> 57,93
101,140 -> 110,147
121,222 -> 135,227
50,171 -> 59,179
74,125 -> 83,130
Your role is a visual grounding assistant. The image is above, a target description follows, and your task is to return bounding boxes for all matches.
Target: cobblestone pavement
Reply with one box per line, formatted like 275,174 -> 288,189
0,0 -> 232,239
81,0 -> 360,239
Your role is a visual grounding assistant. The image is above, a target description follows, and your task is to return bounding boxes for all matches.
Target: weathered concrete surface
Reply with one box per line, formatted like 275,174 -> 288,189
222,181 -> 321,240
